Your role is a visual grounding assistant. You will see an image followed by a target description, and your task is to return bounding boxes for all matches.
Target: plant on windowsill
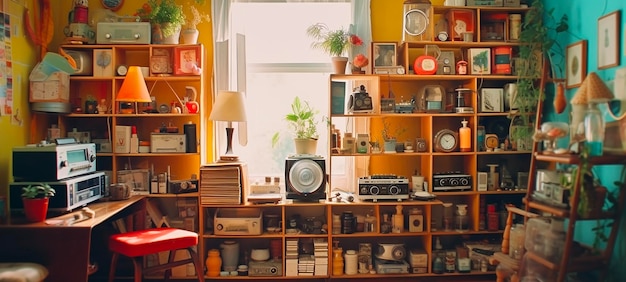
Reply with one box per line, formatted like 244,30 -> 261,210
512,0 -> 568,141
21,183 -> 56,222
306,23 -> 363,74
272,96 -> 321,155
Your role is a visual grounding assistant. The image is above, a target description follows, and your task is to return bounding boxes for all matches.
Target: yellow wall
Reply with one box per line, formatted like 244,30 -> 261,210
371,0 -> 445,41
0,0 -> 38,197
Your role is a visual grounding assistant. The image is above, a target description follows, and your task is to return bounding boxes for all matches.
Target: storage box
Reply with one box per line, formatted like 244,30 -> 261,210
467,0 -> 503,6
29,71 -> 70,103
115,125 -> 132,153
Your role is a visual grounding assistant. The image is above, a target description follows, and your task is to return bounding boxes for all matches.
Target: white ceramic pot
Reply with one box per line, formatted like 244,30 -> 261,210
182,28 -> 199,44
250,249 -> 270,261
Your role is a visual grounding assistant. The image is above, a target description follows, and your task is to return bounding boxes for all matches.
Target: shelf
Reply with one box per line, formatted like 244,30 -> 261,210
403,41 -> 522,48
202,233 -> 285,239
524,250 -> 606,273
149,192 -> 198,198
534,152 -> 626,165
113,153 -> 200,157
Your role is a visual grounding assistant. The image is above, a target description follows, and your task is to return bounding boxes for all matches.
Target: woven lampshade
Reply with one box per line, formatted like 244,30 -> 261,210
570,72 -> 614,105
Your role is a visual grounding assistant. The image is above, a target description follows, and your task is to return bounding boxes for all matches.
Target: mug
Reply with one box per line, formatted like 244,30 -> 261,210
109,183 -> 131,201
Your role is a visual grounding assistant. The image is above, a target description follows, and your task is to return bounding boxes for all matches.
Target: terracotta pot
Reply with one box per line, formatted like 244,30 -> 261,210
22,198 -> 49,222
331,57 -> 348,74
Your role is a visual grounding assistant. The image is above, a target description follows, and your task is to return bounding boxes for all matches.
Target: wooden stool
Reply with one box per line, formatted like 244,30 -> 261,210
108,228 -> 205,282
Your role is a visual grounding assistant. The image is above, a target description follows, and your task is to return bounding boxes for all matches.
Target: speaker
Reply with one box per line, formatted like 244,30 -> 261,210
183,123 -> 197,153
285,156 -> 326,201
477,172 -> 488,191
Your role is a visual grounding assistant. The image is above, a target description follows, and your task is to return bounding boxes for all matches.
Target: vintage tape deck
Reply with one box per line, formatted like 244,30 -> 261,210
97,22 -> 151,44
358,175 -> 410,201
214,208 -> 263,235
248,260 -> 282,277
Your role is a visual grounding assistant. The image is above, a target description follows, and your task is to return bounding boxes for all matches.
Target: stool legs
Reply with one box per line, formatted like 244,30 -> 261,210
108,253 -> 119,282
108,247 -> 205,282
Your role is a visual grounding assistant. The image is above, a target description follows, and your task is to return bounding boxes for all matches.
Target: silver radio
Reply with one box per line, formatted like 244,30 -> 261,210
214,208 -> 263,235
248,260 -> 282,276
12,140 -> 96,182
97,22 -> 151,44
10,171 -> 105,213
432,173 -> 472,191
358,175 -> 410,201
151,133 -> 186,153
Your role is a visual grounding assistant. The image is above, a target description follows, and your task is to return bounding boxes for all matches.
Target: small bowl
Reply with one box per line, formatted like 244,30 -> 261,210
250,249 -> 270,261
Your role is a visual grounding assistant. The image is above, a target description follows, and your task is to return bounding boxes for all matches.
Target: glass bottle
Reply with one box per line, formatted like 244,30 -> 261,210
206,249 -> 222,277
584,102 -> 605,156
459,119 -> 471,152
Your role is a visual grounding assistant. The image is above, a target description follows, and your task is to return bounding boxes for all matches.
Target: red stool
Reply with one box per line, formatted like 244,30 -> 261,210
108,228 -> 205,282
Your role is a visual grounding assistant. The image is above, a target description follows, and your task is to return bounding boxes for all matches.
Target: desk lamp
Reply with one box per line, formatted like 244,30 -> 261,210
210,90 -> 247,162
116,66 -> 152,114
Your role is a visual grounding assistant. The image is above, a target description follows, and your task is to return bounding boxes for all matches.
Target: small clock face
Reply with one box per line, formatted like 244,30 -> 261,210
438,31 -> 449,41
404,9 -> 429,36
434,129 -> 458,153
485,134 -> 499,150
416,138 -> 427,152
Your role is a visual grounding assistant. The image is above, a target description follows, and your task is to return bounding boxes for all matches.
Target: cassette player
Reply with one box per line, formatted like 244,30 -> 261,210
432,173 -> 472,191
358,174 -> 410,202
97,22 -> 151,44
214,208 -> 263,235
151,133 -> 186,153
168,178 -> 199,194
248,259 -> 282,277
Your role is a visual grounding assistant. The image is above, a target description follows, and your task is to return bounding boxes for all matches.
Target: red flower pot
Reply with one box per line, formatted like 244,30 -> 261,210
22,198 -> 49,222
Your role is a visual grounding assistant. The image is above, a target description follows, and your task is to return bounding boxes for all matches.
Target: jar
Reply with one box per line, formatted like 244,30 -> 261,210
341,211 -> 356,234
332,248 -> 344,275
206,249 -> 222,277
584,102 -> 605,156
344,250 -> 358,275
509,224 -> 526,259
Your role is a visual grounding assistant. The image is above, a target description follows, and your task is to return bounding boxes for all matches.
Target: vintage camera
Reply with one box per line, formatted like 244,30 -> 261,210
348,85 -> 373,113
168,179 -> 199,194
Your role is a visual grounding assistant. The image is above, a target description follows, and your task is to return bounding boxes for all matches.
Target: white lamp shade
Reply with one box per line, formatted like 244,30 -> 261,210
209,91 -> 247,122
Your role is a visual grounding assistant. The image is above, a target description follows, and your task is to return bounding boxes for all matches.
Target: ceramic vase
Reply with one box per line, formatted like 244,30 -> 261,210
182,28 -> 199,44
294,138 -> 318,155
205,249 -> 222,277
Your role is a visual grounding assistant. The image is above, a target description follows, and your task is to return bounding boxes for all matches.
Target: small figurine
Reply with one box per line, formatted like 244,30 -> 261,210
97,98 -> 108,114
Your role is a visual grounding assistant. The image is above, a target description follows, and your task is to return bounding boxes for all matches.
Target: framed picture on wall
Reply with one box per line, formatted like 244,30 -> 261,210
597,10 -> 621,69
372,42 -> 397,68
468,48 -> 491,75
566,40 -> 587,89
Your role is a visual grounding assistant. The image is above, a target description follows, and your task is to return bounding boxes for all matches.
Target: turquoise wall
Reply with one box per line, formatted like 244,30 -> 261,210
542,0 -> 626,280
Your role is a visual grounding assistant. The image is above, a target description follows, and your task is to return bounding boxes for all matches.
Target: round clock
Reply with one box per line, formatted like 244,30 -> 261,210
101,0 -> 124,11
434,129 -> 458,153
116,65 -> 128,76
415,138 -> 427,152
402,0 -> 432,41
484,134 -> 499,151
403,9 -> 429,36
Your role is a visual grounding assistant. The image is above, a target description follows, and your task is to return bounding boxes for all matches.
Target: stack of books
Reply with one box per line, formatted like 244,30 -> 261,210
298,254 -> 315,276
313,239 -> 329,276
285,238 -> 299,276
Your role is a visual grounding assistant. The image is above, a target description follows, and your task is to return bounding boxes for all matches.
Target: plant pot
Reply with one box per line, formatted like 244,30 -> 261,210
182,28 -> 199,44
152,23 -> 181,44
331,57 -> 348,74
294,138 -> 318,155
383,139 -> 397,154
22,198 -> 49,222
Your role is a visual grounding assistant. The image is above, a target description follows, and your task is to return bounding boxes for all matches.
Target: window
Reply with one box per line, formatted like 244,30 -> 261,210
214,1 -> 355,188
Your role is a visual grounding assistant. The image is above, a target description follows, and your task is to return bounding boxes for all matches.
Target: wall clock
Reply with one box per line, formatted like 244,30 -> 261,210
434,129 -> 458,153
484,134 -> 499,151
101,0 -> 124,11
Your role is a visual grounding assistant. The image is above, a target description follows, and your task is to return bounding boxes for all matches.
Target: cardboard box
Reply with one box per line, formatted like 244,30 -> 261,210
29,71 -> 70,103
115,125 -> 132,153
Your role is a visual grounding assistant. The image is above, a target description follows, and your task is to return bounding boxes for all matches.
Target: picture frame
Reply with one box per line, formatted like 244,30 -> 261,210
117,169 -> 150,195
598,11 -> 621,69
372,42 -> 397,68
566,40 -> 587,89
480,88 -> 504,113
468,48 -> 491,75
174,45 -> 202,75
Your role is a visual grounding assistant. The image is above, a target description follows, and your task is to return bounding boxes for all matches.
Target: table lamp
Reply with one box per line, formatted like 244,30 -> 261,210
116,66 -> 152,114
210,90 -> 247,162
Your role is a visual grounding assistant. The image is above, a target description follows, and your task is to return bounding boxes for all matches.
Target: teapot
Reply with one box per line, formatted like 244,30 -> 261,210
109,183 -> 131,201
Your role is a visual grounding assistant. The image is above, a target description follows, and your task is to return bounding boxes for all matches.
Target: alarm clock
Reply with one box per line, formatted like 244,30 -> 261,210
414,55 -> 438,75
434,129 -> 459,153
484,134 -> 499,151
415,138 -> 427,152
347,85 -> 373,113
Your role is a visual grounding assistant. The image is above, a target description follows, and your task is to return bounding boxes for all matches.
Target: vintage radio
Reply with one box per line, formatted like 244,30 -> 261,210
150,133 -> 186,153
12,139 -> 96,182
10,171 -> 105,213
214,208 -> 263,235
248,259 -> 282,276
358,175 -> 410,201
347,85 -> 373,113
374,258 -> 410,274
432,173 -> 472,191
96,22 -> 151,44
168,179 -> 199,194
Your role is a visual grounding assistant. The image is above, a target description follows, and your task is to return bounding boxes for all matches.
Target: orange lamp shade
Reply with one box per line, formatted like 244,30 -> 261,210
116,66 -> 152,102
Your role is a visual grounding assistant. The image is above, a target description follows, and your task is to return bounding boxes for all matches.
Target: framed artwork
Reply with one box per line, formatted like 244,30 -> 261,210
468,48 -> 491,75
598,11 -> 621,69
372,42 -> 397,68
566,40 -> 587,89
480,88 -> 504,113
174,45 -> 202,75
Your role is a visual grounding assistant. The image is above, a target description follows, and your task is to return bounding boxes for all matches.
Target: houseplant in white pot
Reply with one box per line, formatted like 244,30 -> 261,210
273,96 -> 321,155
137,0 -> 185,44
306,23 -> 363,74
21,183 -> 55,222
182,3 -> 210,44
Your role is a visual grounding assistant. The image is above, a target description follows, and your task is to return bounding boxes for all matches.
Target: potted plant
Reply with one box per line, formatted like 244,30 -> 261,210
352,53 -> 369,74
381,118 -> 406,154
181,2 -> 210,44
272,96 -> 321,155
512,0 -> 568,140
306,23 -> 363,74
21,183 -> 55,222
137,0 -> 186,44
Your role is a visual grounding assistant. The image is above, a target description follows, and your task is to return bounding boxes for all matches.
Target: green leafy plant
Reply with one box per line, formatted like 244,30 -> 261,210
513,0 -> 568,139
136,0 -> 185,37
306,23 -> 362,57
21,183 -> 56,199
272,97 -> 321,147
381,117 -> 406,142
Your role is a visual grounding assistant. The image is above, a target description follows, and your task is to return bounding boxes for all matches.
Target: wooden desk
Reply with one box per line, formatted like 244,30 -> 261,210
0,196 -> 146,282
